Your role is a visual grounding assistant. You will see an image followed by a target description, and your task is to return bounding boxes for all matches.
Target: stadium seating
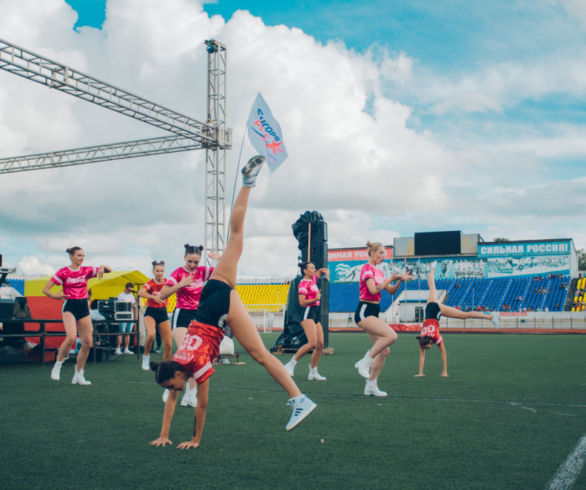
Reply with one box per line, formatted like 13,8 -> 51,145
327,274 -> 571,313
570,276 -> 586,311
235,282 -> 290,312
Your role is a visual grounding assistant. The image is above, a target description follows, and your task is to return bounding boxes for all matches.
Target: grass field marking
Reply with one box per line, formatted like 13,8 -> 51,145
546,434 -> 586,490
212,385 -> 586,409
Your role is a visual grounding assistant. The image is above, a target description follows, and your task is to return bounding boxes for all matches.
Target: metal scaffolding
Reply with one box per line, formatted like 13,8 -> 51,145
0,38 -> 231,257
204,40 -> 228,257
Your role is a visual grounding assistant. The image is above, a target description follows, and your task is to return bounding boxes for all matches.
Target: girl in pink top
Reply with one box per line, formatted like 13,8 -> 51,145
353,241 -> 411,396
284,262 -> 330,381
159,244 -> 219,407
138,260 -> 173,371
43,246 -> 112,385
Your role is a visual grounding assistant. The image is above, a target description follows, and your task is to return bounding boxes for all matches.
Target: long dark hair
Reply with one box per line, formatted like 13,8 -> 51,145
66,246 -> 82,256
184,243 -> 204,255
152,260 -> 165,268
150,360 -> 185,384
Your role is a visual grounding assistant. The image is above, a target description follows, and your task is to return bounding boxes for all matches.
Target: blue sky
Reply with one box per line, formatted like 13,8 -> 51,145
1,0 -> 585,276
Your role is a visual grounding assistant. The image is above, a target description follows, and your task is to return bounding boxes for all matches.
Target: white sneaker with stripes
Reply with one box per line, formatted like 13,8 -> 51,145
285,394 -> 317,431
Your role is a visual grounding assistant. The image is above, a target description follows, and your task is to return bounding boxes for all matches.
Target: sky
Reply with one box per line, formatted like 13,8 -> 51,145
0,0 -> 585,279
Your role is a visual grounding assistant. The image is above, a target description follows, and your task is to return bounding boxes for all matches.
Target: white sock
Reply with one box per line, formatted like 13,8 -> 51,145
54,360 -> 63,368
143,355 -> 150,362
290,394 -> 304,403
289,358 -> 297,366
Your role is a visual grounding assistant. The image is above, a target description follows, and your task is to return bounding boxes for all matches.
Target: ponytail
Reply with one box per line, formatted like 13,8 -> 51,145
298,261 -> 311,275
66,246 -> 82,255
366,241 -> 383,257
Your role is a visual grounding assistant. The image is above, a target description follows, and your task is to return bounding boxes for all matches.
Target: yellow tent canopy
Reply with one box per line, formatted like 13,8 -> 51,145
25,270 -> 150,300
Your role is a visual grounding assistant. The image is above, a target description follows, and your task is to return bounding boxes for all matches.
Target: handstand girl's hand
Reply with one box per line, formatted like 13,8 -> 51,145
177,440 -> 200,450
150,437 -> 173,447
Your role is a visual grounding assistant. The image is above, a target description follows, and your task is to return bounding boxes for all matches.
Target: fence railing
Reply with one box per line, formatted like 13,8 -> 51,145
0,318 -> 140,365
246,304 -> 285,332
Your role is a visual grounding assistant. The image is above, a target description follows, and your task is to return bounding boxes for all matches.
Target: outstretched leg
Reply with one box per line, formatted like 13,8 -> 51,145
211,155 -> 264,287
439,303 -> 494,321
209,186 -> 250,288
427,261 -> 439,303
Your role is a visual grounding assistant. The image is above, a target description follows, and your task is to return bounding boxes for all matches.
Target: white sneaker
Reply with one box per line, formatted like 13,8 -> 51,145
114,348 -> 122,355
491,314 -> 500,327
354,356 -> 372,379
284,360 -> 296,377
72,369 -> 91,386
285,395 -> 317,431
162,388 -> 169,403
50,363 -> 61,381
141,355 -> 150,371
308,367 -> 327,381
241,155 -> 265,187
364,380 -> 387,397
124,348 -> 134,355
181,386 -> 198,407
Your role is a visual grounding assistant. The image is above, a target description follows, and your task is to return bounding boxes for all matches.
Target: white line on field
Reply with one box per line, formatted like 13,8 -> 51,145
546,434 -> 586,490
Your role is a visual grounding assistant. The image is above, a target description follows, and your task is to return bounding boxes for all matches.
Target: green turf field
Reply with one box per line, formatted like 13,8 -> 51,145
1,333 -> 585,489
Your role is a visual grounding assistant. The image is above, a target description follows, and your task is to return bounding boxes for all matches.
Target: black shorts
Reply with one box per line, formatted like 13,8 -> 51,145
302,305 -> 321,323
63,299 -> 90,321
171,308 -> 198,329
144,307 -> 169,325
195,279 -> 232,332
425,302 -> 442,321
354,301 -> 380,325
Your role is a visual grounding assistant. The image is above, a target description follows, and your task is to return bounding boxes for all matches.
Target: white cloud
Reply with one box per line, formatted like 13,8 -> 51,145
0,0 -> 584,279
18,256 -> 55,276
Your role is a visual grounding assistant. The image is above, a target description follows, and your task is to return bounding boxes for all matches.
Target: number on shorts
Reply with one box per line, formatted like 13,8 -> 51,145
182,334 -> 203,351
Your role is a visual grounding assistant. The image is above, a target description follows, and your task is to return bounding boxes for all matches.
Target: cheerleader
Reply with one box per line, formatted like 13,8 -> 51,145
353,241 -> 412,396
149,156 -> 316,449
414,261 -> 499,377
284,262 -> 329,380
138,260 -> 172,370
42,247 -> 112,385
158,245 -> 219,407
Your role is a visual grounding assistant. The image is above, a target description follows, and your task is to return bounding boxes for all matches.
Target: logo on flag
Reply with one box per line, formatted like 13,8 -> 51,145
247,93 -> 288,172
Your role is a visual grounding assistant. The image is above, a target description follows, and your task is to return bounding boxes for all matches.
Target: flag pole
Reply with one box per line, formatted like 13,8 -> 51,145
307,222 -> 312,263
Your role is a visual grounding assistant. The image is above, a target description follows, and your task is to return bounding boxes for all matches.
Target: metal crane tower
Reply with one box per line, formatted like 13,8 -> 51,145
0,38 -> 231,261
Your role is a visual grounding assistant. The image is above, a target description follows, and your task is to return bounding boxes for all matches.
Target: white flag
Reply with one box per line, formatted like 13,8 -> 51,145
247,93 -> 288,172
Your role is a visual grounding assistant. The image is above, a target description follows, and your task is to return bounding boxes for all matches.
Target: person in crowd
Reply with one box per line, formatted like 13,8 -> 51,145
43,247 -> 112,385
284,262 -> 329,380
414,262 -> 499,377
114,282 -> 137,355
149,156 -> 316,449
138,261 -> 172,370
353,241 -> 412,396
